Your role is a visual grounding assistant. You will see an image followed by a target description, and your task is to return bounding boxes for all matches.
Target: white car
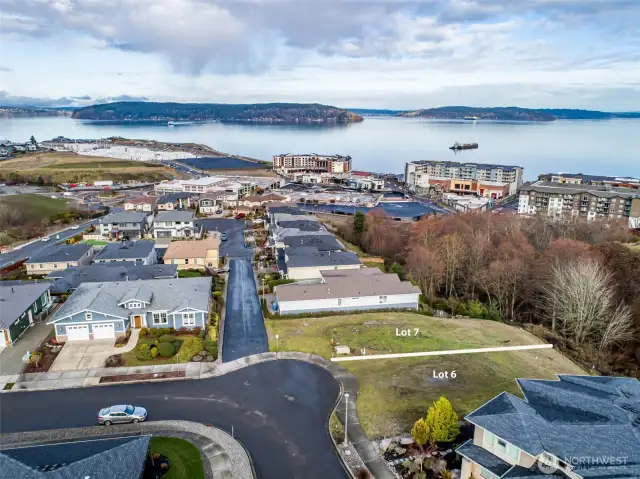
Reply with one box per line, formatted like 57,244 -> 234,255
71,225 -> 79,230
41,236 -> 50,242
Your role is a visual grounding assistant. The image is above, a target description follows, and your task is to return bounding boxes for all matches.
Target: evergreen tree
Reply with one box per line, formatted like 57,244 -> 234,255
424,396 -> 460,446
29,135 -> 37,146
411,417 -> 430,449
353,211 -> 366,241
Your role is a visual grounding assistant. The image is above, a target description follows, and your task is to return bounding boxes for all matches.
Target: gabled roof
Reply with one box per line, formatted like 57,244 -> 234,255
94,240 -> 155,261
125,196 -> 156,205
154,211 -> 196,222
100,211 -> 148,224
26,243 -> 92,264
282,234 -> 343,251
156,192 -> 194,203
118,284 -> 154,305
277,220 -> 323,232
164,237 -> 221,259
0,282 -> 52,328
285,248 -> 361,268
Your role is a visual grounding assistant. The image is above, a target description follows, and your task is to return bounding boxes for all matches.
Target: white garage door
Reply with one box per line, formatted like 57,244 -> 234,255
66,325 -> 90,341
93,323 -> 115,339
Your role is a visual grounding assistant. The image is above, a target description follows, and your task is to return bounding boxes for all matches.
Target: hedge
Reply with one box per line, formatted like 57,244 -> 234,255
157,342 -> 175,357
158,334 -> 176,343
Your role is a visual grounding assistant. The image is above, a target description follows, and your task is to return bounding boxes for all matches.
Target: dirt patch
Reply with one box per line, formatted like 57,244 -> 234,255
23,337 -> 63,373
99,371 -> 185,383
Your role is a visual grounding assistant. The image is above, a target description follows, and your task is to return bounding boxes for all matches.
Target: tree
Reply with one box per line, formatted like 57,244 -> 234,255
407,246 -> 444,300
438,234 -> 466,298
424,396 -> 459,446
353,211 -> 365,242
411,418 -> 429,450
29,135 -> 38,146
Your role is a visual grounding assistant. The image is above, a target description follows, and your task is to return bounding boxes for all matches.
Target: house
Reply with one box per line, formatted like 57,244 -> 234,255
457,375 -> 640,479
281,247 -> 362,279
45,263 -> 178,293
123,196 -> 157,212
156,192 -> 194,211
282,234 -> 343,251
274,268 -> 420,315
198,192 -> 227,213
98,211 -> 151,240
275,220 -> 324,233
47,277 -> 212,341
0,435 -> 151,478
153,211 -> 203,239
241,193 -> 287,207
0,282 -> 53,347
93,240 -> 157,265
163,235 -> 221,270
25,243 -> 94,275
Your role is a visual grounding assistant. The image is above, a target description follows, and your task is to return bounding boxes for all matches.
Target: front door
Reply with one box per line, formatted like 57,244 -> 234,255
134,315 -> 142,328
28,309 -> 34,325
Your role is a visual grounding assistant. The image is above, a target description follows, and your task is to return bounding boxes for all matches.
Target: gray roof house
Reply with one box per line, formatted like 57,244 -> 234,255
282,234 -> 343,251
93,240 -> 157,265
98,211 -> 151,241
0,435 -> 151,478
0,282 -> 53,346
25,243 -> 94,275
45,263 -> 178,293
281,247 -> 362,280
457,374 -> 640,479
153,211 -> 203,240
47,277 -> 212,341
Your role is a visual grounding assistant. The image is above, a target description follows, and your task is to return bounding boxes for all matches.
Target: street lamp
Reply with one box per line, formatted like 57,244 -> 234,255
343,393 -> 350,447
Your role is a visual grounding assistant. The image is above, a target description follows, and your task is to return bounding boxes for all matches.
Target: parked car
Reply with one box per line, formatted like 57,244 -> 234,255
235,213 -> 245,219
71,225 -> 80,229
41,236 -> 50,242
98,404 -> 147,425
220,233 -> 227,241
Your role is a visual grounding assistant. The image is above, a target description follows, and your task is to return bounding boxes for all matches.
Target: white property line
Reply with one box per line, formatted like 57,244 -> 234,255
330,344 -> 554,362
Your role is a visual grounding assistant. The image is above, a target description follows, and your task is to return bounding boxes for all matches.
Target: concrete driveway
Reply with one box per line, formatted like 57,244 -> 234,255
49,340 -> 115,372
0,322 -> 54,375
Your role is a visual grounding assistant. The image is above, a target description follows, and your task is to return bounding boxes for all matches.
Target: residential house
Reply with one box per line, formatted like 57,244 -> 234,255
153,211 -> 203,239
198,192 -> 227,213
93,240 -> 157,265
280,247 -> 362,280
0,435 -> 151,478
47,277 -> 212,341
123,196 -> 157,212
98,211 -> 151,241
156,192 -> 194,211
163,235 -> 221,271
25,244 -> 94,275
241,193 -> 287,207
0,282 -> 53,347
274,268 -> 420,315
282,234 -> 343,251
457,375 -> 640,479
46,263 -> 178,294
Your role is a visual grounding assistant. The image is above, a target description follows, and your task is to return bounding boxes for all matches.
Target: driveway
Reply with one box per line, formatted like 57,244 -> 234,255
222,258 -> 269,362
0,322 -> 54,375
196,218 -> 251,259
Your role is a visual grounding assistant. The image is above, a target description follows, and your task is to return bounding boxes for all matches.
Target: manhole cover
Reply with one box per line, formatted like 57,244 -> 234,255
284,395 -> 296,402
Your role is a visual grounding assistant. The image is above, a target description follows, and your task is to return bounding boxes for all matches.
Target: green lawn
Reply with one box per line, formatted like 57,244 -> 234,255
43,160 -> 164,169
120,335 -> 203,366
149,437 -> 204,479
82,239 -> 109,245
0,194 -> 69,222
265,313 -> 585,438
178,269 -> 204,278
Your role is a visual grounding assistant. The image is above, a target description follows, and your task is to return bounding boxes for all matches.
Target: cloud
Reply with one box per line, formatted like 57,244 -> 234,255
0,66 -> 13,72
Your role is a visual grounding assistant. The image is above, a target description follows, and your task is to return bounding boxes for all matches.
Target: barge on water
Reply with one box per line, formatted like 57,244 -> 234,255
450,142 -> 479,151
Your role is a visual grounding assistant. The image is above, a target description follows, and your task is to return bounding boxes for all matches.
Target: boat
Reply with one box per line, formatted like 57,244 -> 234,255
167,121 -> 175,126
450,142 -> 478,151
463,116 -> 478,120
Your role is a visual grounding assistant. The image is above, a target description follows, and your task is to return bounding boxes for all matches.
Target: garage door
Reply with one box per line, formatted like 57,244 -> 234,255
93,323 -> 115,339
66,325 -> 90,341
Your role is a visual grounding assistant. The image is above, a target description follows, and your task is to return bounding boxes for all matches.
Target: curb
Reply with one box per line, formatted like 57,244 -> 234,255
215,268 -> 229,366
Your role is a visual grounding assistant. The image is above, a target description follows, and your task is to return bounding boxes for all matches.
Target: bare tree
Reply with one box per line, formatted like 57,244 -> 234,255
437,234 -> 466,298
407,246 -> 444,300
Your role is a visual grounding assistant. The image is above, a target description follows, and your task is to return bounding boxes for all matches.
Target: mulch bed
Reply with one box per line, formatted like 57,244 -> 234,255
23,338 -> 64,373
99,371 -> 185,383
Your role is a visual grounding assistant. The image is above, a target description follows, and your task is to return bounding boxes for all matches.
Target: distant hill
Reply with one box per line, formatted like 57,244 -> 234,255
71,102 -> 364,124
0,106 -> 71,118
348,108 -> 408,116
399,106 -> 640,121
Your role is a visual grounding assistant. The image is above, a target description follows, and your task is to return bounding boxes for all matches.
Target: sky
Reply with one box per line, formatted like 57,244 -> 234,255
1,0 -> 639,110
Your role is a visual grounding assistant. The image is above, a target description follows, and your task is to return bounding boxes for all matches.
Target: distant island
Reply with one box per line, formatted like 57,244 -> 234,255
0,106 -> 71,118
70,102 -> 364,124
398,106 -> 640,121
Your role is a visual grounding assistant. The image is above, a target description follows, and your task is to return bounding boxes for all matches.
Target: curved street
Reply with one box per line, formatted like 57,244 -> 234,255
0,360 -> 346,479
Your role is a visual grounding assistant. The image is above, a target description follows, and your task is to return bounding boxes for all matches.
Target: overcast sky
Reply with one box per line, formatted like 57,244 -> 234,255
1,0 -> 639,110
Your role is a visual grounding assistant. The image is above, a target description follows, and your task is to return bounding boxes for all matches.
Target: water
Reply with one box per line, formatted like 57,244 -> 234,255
2,116 -> 639,180
178,157 -> 266,169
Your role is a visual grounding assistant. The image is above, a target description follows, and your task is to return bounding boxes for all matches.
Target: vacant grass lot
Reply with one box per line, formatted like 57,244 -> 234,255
149,437 -> 204,479
0,152 -> 185,184
265,313 -> 584,438
0,194 -> 69,222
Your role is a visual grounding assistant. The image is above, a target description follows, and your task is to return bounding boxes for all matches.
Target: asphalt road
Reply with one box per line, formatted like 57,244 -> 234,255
196,218 -> 251,259
223,258 -> 269,362
0,361 -> 346,479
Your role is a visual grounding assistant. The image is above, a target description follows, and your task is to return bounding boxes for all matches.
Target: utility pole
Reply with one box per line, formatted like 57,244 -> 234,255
343,393 -> 349,447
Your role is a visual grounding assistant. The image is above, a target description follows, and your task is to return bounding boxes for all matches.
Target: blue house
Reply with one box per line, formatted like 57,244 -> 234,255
47,277 -> 211,341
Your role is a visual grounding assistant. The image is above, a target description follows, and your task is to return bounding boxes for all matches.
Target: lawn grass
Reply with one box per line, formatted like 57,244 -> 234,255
42,160 -> 164,169
120,335 -> 203,366
149,437 -> 204,479
81,239 -> 109,245
265,312 -> 585,438
178,269 -> 204,278
0,194 -> 69,222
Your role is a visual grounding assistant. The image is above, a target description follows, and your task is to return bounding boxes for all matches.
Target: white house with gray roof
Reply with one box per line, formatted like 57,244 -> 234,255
457,375 -> 640,479
152,211 -> 203,239
93,240 -> 157,265
25,243 -> 94,275
98,211 -> 152,241
281,247 -> 362,280
47,277 -> 211,341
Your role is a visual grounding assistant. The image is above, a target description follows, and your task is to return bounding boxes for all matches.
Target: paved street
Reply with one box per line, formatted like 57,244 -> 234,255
196,218 -> 251,259
0,360 -> 346,479
223,258 -> 269,362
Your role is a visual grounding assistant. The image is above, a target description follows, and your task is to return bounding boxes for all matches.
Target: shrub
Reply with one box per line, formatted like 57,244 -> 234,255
151,346 -> 158,358
193,326 -> 201,335
197,328 -> 206,339
159,334 -> 176,343
203,339 -> 218,357
157,342 -> 176,357
207,324 -> 217,340
178,327 -> 189,335
139,327 -> 148,337
149,328 -> 163,337
212,291 -> 222,297
29,352 -> 43,367
105,354 -> 124,367
137,343 -> 152,360
154,339 -> 159,346
467,300 -> 487,319
161,328 -> 172,335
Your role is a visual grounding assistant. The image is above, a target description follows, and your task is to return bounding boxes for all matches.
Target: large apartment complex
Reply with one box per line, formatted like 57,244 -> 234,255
405,160 -> 524,197
272,153 -> 352,175
538,172 -> 640,190
457,375 -> 640,479
518,181 -> 640,228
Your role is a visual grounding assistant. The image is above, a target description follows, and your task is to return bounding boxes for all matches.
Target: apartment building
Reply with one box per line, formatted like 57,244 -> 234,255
538,172 -> 640,190
273,153 -> 352,175
405,160 -> 524,196
518,182 -> 640,227
457,374 -> 640,479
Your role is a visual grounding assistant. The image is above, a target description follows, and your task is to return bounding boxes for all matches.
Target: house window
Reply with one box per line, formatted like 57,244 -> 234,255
128,301 -> 142,309
185,258 -> 189,264
483,431 -> 495,446
39,264 -> 44,268
496,439 -> 507,453
480,468 -> 495,479
152,312 -> 168,325
85,312 -> 93,321
507,444 -> 520,461
182,312 -> 196,326
379,296 -> 387,304
337,298 -> 343,306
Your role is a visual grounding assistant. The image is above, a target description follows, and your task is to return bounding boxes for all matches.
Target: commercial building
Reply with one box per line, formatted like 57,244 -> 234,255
0,282 -> 53,347
405,160 -> 523,197
457,374 -> 640,479
538,172 -> 640,190
93,240 -> 157,265
25,244 -> 94,275
155,175 -> 281,196
274,268 -> 420,315
273,153 -> 352,175
163,235 -> 221,271
517,182 -> 640,227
